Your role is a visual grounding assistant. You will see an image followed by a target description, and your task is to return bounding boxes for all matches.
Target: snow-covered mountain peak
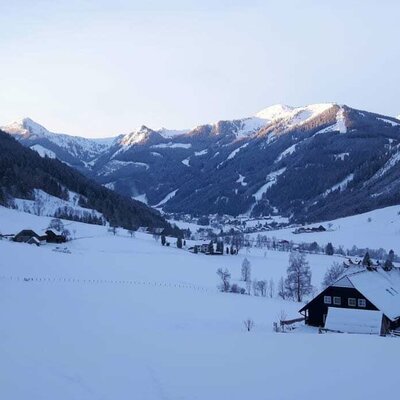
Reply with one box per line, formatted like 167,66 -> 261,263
256,103 -> 336,123
120,126 -> 154,147
255,104 -> 294,120
2,117 -> 49,138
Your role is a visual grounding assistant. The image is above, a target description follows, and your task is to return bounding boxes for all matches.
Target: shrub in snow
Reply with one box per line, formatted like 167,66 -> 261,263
243,318 -> 254,332
230,284 -> 246,294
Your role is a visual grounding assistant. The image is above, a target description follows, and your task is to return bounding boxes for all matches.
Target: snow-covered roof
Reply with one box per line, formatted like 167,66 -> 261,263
325,307 -> 383,334
335,268 -> 400,321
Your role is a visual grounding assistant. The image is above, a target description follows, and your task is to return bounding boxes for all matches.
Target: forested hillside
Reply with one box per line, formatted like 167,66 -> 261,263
0,130 -> 178,233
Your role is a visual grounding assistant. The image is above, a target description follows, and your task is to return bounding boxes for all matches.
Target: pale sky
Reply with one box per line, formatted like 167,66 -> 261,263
0,0 -> 399,138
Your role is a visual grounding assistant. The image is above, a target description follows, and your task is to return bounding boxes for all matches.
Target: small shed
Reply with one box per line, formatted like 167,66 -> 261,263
324,308 -> 385,335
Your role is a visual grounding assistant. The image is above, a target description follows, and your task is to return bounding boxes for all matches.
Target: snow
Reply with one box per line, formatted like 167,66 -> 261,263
0,207 -> 398,400
99,160 -> 148,176
13,189 -> 103,220
276,143 -> 297,161
368,146 -> 400,182
261,204 -> 400,253
154,189 -> 178,207
377,117 -> 400,126
157,128 -> 189,138
151,151 -> 162,157
30,144 -> 57,159
194,149 -> 208,156
151,142 -> 192,149
346,269 -> 400,321
334,152 -> 349,161
2,118 -> 114,159
315,106 -> 347,135
253,168 -> 286,201
255,103 -> 335,132
132,193 -> 148,204
234,117 -> 269,138
226,142 -> 249,160
236,174 -> 247,186
325,308 -> 383,334
181,157 -> 190,166
324,173 -> 354,196
119,126 -> 153,147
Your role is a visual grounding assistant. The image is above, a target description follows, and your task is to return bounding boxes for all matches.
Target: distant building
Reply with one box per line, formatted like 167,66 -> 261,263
13,230 -> 41,243
45,230 -> 66,243
299,267 -> 400,335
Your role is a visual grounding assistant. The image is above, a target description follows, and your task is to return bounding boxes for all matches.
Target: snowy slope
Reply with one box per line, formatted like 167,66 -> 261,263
0,207 -> 398,400
263,204 -> 400,253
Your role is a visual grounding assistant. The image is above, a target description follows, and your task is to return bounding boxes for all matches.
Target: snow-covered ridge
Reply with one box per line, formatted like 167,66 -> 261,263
255,103 -> 336,128
1,118 -> 116,160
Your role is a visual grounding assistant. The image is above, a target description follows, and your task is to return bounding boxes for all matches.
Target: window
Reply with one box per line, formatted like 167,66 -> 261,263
348,298 -> 356,307
358,299 -> 366,308
333,296 -> 341,305
324,296 -> 332,304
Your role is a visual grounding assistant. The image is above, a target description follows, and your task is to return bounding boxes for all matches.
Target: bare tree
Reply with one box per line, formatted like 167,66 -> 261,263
246,279 -> 252,295
48,218 -> 64,232
268,278 -> 275,298
61,228 -> 71,241
216,268 -> 231,292
253,279 -> 260,296
257,280 -> 267,297
322,261 -> 345,289
241,257 -> 251,282
285,252 -> 313,302
278,276 -> 286,299
243,318 -> 254,332
33,197 -> 44,216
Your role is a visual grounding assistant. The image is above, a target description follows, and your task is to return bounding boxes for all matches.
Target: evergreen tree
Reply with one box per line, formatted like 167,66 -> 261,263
177,237 -> 183,249
362,252 -> 371,267
383,249 -> 395,271
161,234 -> 166,246
325,242 -> 334,256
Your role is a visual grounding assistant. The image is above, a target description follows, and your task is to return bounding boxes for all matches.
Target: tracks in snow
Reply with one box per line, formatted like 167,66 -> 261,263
0,275 -> 215,293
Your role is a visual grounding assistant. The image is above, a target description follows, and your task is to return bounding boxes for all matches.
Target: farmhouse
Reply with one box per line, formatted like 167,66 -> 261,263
13,230 -> 42,243
45,230 -> 66,243
299,266 -> 400,335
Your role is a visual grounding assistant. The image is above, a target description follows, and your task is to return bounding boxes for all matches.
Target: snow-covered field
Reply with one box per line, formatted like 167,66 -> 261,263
265,205 -> 400,253
0,207 -> 398,399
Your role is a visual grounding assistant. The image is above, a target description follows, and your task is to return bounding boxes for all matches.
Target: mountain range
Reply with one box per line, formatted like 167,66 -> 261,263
3,103 -> 400,223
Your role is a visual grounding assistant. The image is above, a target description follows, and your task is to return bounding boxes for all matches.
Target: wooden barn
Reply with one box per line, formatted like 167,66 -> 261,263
45,230 -> 66,243
13,229 -> 41,243
299,267 -> 400,335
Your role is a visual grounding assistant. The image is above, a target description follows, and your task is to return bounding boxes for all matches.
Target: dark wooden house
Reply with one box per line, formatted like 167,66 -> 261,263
13,229 -> 41,243
299,267 -> 400,334
45,230 -> 66,243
